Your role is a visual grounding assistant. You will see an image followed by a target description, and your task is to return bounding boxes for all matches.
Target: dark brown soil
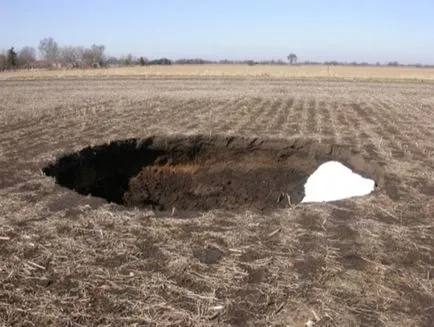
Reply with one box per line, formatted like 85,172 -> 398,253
43,135 -> 383,214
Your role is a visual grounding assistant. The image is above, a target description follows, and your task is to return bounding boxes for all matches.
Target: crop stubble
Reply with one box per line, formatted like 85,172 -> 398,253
0,77 -> 433,326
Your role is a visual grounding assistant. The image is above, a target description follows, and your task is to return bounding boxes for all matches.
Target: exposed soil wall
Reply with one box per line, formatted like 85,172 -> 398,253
43,135 -> 383,213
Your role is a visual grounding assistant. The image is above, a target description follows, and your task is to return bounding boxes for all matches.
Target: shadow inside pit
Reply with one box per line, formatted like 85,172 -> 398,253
43,135 -> 383,214
43,138 -> 165,204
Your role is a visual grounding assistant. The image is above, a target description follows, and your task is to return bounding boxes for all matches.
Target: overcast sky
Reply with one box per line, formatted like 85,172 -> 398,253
1,0 -> 433,64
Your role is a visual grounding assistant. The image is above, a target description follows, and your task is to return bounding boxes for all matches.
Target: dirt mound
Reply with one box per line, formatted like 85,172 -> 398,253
43,135 -> 383,214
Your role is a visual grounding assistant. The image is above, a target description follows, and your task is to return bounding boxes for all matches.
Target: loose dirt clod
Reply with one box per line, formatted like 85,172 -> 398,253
43,135 -> 382,214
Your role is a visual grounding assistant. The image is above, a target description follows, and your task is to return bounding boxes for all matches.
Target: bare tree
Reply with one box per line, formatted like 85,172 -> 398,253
287,53 -> 298,65
38,37 -> 59,61
82,44 -> 105,67
60,46 -> 84,67
387,61 -> 399,67
119,53 -> 134,66
106,56 -> 119,66
126,54 -> 134,65
18,46 -> 37,68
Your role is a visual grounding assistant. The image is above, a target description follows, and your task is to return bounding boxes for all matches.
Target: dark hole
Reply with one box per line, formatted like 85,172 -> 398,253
43,135 -> 382,214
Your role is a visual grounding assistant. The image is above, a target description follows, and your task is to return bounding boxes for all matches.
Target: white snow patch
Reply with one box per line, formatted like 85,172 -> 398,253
301,161 -> 375,203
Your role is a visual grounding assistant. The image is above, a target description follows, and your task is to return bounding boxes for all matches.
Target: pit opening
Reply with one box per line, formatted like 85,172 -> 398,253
43,135 -> 383,213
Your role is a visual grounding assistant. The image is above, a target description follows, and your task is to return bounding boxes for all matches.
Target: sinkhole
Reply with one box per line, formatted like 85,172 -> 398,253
43,135 -> 383,213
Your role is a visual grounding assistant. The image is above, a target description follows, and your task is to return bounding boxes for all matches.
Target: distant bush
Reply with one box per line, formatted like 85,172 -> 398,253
324,61 -> 339,66
148,58 -> 172,65
387,61 -> 400,67
175,58 -> 211,64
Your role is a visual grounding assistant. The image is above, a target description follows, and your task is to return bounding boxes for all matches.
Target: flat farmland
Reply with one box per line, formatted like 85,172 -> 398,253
0,76 -> 433,326
1,64 -> 434,81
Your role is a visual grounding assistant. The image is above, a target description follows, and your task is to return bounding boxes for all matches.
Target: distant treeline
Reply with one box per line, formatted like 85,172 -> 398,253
1,37 -> 433,70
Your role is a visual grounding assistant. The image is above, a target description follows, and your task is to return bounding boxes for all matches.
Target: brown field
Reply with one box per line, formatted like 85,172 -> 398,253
0,75 -> 433,326
1,64 -> 434,82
